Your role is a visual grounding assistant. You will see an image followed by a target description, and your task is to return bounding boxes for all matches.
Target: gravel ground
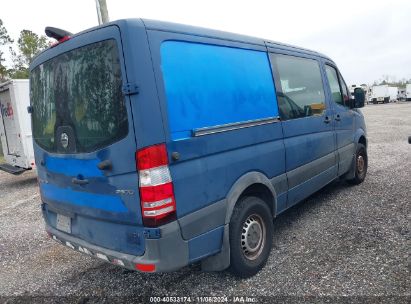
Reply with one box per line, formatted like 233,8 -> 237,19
0,103 -> 410,303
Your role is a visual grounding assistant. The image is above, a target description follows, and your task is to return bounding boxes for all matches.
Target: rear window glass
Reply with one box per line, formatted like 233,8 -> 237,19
30,39 -> 127,153
161,41 -> 278,140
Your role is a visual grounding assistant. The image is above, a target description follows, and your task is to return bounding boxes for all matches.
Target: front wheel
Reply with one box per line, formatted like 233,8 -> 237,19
347,143 -> 368,185
229,196 -> 273,278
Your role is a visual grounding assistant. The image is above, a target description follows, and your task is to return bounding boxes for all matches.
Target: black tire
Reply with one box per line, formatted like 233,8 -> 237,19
347,143 -> 368,185
228,196 -> 273,278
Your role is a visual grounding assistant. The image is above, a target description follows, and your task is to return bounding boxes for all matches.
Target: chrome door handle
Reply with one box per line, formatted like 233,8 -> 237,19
72,178 -> 89,185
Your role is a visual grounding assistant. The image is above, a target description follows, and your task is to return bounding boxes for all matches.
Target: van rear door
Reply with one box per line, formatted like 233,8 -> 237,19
0,84 -> 22,157
30,26 -> 145,256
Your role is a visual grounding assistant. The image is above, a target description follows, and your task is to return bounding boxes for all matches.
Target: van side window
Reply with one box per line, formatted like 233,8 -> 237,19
325,65 -> 344,106
270,54 -> 326,120
339,73 -> 351,106
161,41 -> 278,140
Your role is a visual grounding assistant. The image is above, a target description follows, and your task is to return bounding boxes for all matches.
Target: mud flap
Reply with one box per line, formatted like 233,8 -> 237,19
201,224 -> 230,271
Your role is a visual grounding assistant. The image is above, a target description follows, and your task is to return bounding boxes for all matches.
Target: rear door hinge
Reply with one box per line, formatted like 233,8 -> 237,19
122,83 -> 139,95
143,228 -> 161,239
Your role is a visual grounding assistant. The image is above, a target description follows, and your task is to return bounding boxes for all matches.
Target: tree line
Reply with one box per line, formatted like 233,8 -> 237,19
372,76 -> 411,88
0,19 -> 49,81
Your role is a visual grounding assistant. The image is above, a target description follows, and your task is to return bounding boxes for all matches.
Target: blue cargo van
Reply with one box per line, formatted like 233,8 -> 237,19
30,19 -> 367,277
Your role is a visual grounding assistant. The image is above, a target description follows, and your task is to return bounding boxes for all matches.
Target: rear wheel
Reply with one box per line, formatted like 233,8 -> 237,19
229,196 -> 273,278
347,143 -> 368,185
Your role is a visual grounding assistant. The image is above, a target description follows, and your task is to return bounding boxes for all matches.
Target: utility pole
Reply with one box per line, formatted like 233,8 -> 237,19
95,0 -> 110,25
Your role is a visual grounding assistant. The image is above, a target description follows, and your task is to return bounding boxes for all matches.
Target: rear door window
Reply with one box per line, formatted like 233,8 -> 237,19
30,39 -> 127,153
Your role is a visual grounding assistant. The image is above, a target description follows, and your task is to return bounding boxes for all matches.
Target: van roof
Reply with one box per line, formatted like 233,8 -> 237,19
140,19 -> 333,62
32,18 -> 334,67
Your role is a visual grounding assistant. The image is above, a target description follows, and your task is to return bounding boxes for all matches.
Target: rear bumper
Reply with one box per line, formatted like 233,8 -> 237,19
45,220 -> 189,272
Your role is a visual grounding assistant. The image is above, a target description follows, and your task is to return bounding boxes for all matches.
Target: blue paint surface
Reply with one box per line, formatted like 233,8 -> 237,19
161,41 -> 278,140
188,226 -> 224,262
43,206 -> 145,256
41,183 -> 127,212
45,156 -> 103,177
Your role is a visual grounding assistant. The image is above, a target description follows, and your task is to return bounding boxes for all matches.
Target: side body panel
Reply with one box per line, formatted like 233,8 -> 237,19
268,49 -> 338,209
146,29 -> 287,262
321,60 -> 356,176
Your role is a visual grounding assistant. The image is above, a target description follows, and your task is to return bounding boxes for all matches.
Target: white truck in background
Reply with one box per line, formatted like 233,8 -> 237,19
350,84 -> 370,103
397,88 -> 406,101
371,85 -> 398,104
0,80 -> 35,174
406,84 -> 411,101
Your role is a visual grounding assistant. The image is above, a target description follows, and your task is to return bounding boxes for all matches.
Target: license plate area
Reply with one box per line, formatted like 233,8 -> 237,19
56,214 -> 71,233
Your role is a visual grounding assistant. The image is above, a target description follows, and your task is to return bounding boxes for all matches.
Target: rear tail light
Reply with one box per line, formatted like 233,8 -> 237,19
136,144 -> 176,227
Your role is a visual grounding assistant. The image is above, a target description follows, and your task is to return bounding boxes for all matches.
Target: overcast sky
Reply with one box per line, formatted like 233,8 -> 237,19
1,0 -> 410,85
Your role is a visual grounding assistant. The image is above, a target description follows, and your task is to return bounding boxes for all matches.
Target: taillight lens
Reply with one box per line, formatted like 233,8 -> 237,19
137,144 -> 168,170
136,144 -> 176,227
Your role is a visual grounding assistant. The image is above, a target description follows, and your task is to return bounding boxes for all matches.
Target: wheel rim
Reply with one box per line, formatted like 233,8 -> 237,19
357,154 -> 365,174
241,214 -> 266,260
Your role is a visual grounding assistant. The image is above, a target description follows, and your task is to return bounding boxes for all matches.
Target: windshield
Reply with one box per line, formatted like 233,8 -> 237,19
30,39 -> 128,153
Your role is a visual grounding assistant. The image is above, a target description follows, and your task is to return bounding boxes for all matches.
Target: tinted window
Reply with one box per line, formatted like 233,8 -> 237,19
339,72 -> 351,106
271,54 -> 326,120
30,39 -> 127,153
325,65 -> 344,106
161,41 -> 278,140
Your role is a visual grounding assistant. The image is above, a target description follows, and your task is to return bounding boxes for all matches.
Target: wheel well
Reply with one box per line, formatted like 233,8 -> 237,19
359,135 -> 366,147
238,183 -> 274,215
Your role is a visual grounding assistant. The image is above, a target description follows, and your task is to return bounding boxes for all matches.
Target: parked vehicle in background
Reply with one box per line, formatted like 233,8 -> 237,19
397,88 -> 406,101
30,19 -> 367,278
406,84 -> 411,101
371,85 -> 397,104
388,87 -> 398,102
0,80 -> 35,174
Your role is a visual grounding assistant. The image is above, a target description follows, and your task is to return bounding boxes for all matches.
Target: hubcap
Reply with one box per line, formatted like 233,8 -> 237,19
357,155 -> 365,173
241,214 -> 266,260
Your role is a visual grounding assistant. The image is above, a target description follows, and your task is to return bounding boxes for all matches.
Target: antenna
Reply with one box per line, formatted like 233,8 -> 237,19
95,0 -> 110,25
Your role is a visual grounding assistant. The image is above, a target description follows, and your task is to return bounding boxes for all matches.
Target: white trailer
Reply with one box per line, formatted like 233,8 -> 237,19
0,80 -> 35,174
388,87 -> 398,102
398,88 -> 406,101
406,84 -> 411,101
371,85 -> 397,104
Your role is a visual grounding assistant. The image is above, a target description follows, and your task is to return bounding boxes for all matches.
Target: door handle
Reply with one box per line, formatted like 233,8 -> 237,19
335,114 -> 341,121
324,116 -> 332,124
97,159 -> 112,171
72,178 -> 89,185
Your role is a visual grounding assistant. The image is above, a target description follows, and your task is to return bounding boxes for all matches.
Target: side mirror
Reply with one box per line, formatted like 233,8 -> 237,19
353,88 -> 365,108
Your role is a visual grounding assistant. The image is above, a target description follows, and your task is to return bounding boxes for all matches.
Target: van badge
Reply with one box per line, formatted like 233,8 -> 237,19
116,189 -> 134,195
61,133 -> 69,149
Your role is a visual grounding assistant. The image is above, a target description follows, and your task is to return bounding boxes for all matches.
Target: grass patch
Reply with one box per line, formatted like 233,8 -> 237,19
0,155 -> 4,164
